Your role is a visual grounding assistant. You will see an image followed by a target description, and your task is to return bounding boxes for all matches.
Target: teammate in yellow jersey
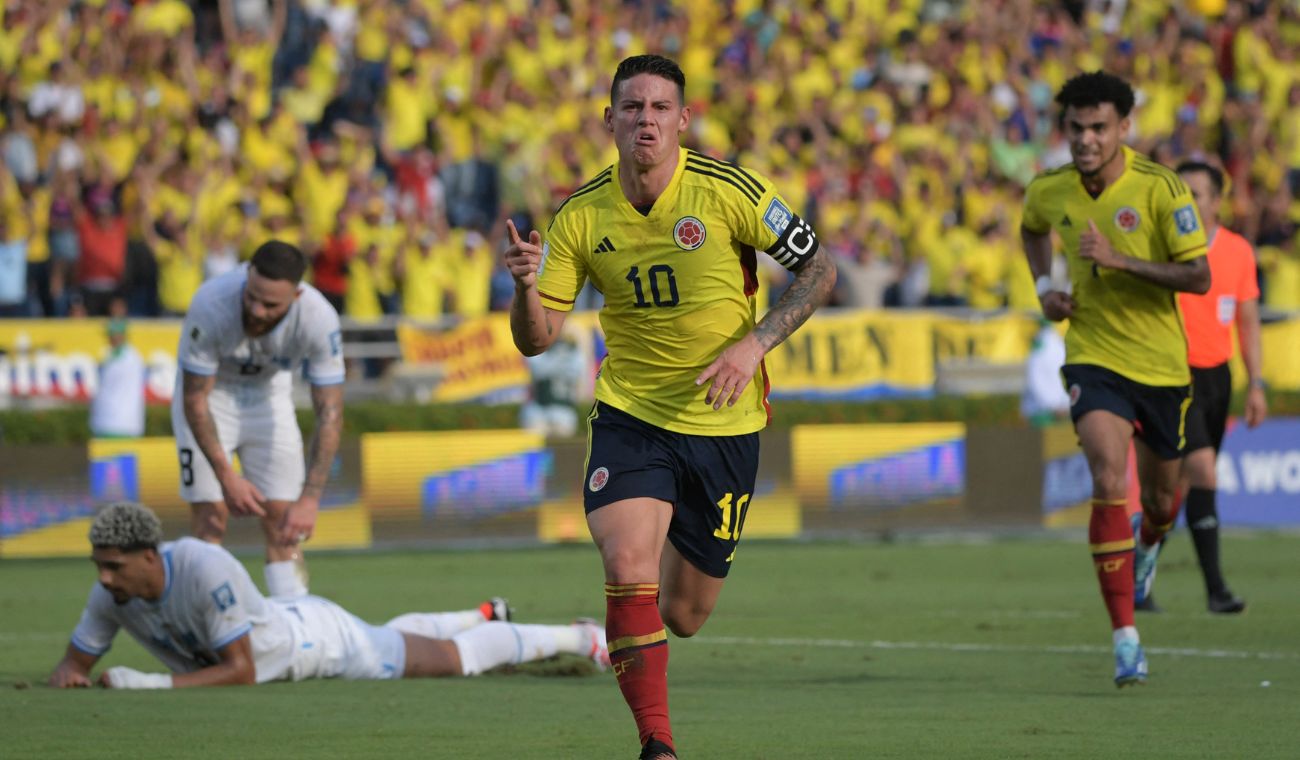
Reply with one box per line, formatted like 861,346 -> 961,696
1021,71 -> 1210,688
504,55 -> 835,760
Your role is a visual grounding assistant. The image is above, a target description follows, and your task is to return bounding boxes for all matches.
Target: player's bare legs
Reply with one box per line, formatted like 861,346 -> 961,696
589,497 -> 676,757
1134,438 -> 1181,528
401,634 -> 463,678
259,499 -> 302,563
659,542 -> 725,638
1076,410 -> 1132,499
1075,409 -> 1145,685
190,501 -> 229,543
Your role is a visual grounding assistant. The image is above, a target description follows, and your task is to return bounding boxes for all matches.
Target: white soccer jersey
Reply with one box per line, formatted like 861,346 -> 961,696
176,265 -> 345,397
70,538 -> 298,682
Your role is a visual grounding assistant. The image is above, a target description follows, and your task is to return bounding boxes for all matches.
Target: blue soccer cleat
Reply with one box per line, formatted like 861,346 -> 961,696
1114,635 -> 1148,687
1131,513 -> 1161,606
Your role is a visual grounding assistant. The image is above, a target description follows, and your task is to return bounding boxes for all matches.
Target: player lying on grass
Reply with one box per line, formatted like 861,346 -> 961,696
49,502 -> 607,689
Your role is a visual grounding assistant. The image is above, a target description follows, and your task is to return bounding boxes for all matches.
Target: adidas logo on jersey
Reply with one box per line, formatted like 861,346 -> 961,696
594,236 -> 616,254
1060,215 -> 1073,227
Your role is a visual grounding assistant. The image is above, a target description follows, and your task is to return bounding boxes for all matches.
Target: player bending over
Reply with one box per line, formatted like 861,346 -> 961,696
49,503 -> 607,689
173,240 -> 343,599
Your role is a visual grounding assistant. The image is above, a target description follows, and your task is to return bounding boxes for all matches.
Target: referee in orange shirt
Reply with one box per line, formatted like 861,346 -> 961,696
1145,161 -> 1267,614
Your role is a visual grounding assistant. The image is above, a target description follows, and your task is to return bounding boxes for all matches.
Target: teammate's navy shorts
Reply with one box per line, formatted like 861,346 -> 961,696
1184,362 -> 1232,453
1062,364 -> 1192,460
583,401 -> 760,578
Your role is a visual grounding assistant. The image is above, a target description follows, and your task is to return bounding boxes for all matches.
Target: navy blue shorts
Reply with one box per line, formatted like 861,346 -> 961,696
583,402 -> 760,578
1062,364 -> 1192,460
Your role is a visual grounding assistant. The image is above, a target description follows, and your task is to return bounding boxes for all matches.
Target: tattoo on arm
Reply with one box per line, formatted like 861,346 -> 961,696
753,250 -> 836,352
302,384 -> 344,500
182,372 -> 231,478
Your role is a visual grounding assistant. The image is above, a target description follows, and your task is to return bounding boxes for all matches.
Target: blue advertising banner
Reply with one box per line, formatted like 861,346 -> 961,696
1216,419 -> 1300,527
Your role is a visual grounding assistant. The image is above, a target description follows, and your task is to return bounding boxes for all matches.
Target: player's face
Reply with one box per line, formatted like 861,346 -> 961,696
1064,103 -> 1129,177
242,269 -> 300,336
605,73 -> 690,169
1180,170 -> 1219,228
91,547 -> 161,604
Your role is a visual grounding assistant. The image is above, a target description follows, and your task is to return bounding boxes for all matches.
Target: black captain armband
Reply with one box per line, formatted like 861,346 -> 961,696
765,212 -> 820,272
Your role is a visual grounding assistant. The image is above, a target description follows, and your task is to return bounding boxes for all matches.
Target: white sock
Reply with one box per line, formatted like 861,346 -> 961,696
452,623 -> 581,676
264,560 -> 309,599
1113,626 -> 1139,645
384,610 -> 485,639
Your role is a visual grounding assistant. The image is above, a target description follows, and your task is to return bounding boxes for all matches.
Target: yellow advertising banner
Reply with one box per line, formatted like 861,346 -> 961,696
792,423 -> 966,509
0,319 -> 181,401
362,430 -> 548,517
396,318 -> 531,403
89,437 -> 188,515
765,311 -> 937,398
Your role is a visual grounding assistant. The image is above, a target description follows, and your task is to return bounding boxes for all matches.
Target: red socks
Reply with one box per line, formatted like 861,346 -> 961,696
1139,510 -> 1178,547
606,583 -> 673,753
1089,499 -> 1135,629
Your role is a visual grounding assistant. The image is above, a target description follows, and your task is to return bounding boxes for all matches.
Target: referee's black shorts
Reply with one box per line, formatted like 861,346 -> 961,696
1184,362 -> 1232,453
1062,363 -> 1192,460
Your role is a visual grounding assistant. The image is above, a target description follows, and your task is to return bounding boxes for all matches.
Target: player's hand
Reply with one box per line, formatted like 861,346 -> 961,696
219,473 -> 267,517
696,334 -> 765,410
504,219 -> 544,289
280,496 -> 319,545
1039,290 -> 1075,321
48,662 -> 92,688
1245,386 -> 1268,428
100,666 -> 172,689
1079,220 -> 1124,270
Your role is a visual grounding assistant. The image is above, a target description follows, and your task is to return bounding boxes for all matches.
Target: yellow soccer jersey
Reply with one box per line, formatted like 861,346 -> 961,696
538,147 -> 820,436
1022,147 -> 1208,386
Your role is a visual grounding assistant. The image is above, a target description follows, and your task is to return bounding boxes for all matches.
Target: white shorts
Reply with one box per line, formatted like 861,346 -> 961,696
172,386 -> 305,504
282,596 -> 406,681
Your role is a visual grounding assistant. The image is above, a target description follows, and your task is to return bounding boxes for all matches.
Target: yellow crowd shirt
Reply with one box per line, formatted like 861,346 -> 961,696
537,147 -> 820,436
1022,146 -> 1208,386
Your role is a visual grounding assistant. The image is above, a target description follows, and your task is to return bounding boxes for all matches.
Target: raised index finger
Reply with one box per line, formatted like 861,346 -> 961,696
506,218 -> 523,246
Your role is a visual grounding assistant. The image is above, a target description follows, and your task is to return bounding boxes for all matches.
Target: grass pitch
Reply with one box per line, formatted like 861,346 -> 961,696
2,533 -> 1297,759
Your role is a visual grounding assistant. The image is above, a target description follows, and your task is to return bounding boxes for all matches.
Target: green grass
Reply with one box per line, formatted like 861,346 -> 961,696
2,534 -> 1298,759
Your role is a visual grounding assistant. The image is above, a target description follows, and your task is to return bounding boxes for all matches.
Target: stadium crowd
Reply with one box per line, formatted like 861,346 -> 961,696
0,0 -> 1297,322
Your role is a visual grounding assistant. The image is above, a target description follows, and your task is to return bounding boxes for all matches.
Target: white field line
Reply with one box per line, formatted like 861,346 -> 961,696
692,635 -> 1300,661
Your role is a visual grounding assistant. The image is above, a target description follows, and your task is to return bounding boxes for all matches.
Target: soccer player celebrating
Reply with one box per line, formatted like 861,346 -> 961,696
1152,160 -> 1265,613
173,241 -> 343,598
49,502 -> 607,689
504,55 -> 835,758
1020,72 -> 1210,686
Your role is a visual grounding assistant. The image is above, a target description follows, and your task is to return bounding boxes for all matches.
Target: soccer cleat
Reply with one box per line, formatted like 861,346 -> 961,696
639,736 -> 677,760
1134,594 -> 1162,613
1131,513 -> 1161,606
480,597 -> 513,622
1207,590 -> 1246,615
574,617 -> 610,671
1113,636 -> 1148,688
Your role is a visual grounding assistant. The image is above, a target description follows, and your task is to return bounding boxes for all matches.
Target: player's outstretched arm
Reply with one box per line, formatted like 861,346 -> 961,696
1079,220 -> 1211,293
102,634 -> 256,689
697,247 -> 836,410
282,383 -> 344,543
49,644 -> 99,688
505,219 -> 566,356
182,370 -> 265,516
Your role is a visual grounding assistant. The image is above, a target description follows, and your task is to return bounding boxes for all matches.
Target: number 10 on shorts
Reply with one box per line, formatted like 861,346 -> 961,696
713,492 -> 751,541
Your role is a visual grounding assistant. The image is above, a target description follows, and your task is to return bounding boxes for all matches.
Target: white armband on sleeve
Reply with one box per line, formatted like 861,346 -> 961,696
104,666 -> 173,689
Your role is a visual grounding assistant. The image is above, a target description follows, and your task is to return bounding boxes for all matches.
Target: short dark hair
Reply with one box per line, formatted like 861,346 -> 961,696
1175,160 -> 1225,195
251,240 -> 307,283
90,502 -> 163,553
611,54 -> 686,106
1055,71 -> 1136,118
